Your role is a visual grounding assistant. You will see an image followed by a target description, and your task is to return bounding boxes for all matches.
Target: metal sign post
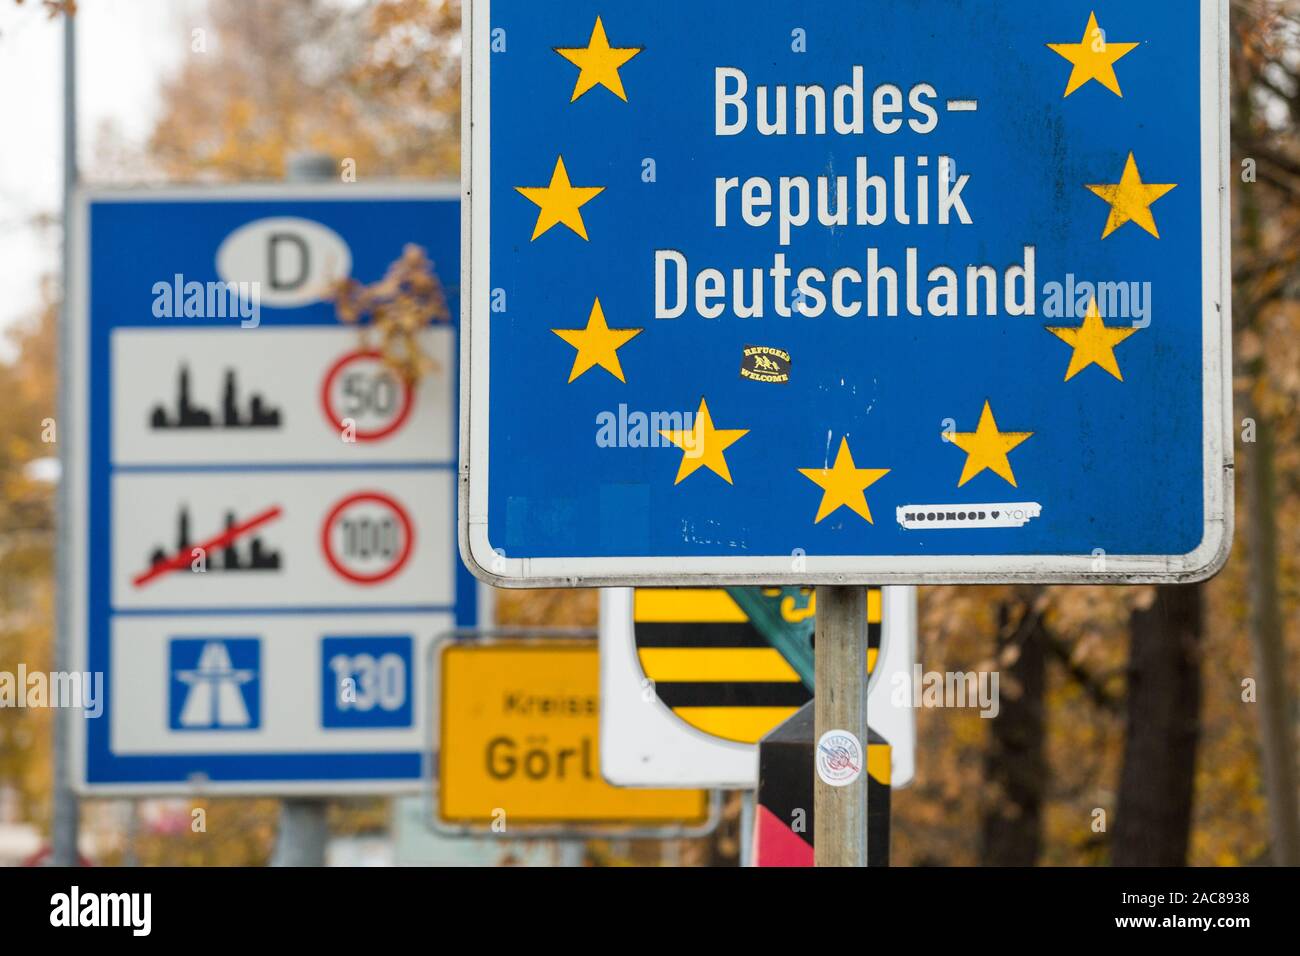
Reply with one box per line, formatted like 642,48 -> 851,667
52,2 -> 80,870
270,152 -> 336,869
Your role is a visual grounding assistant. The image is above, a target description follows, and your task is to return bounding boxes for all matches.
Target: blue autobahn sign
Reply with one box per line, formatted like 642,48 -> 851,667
461,0 -> 1232,586
70,186 -> 477,794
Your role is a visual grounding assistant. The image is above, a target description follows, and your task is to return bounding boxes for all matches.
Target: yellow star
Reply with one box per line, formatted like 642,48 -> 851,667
798,438 -> 891,525
659,398 -> 749,485
515,156 -> 605,241
949,402 -> 1034,489
1047,12 -> 1140,97
1086,153 -> 1177,239
1047,298 -> 1139,382
555,16 -> 643,102
551,298 -> 642,383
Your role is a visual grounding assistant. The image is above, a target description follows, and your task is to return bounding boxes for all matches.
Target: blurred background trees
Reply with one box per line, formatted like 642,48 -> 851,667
1229,0 -> 1300,866
148,0 -> 460,181
0,283 -> 57,836
1,0 -> 1298,866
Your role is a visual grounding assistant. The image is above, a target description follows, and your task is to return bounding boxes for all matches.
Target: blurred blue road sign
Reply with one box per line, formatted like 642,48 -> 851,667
169,638 -> 262,732
461,0 -> 1231,586
70,186 -> 477,795
320,636 -> 414,729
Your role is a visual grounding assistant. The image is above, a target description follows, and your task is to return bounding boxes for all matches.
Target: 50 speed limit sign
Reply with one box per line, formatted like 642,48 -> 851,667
322,491 -> 415,584
321,350 -> 415,442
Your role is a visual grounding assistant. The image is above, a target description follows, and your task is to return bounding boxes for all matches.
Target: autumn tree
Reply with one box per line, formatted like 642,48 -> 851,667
149,0 -> 461,182
1113,587 -> 1204,865
0,281 -> 58,830
979,589 -> 1048,866
1226,0 -> 1300,866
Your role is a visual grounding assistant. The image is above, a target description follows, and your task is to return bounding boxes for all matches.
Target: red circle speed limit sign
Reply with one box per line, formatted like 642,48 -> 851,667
321,492 -> 415,584
321,350 -> 415,441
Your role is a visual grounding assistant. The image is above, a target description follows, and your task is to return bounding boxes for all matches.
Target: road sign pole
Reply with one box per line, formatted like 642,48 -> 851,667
814,586 -> 869,867
268,151 -> 337,869
51,5 -> 80,869
738,789 -> 755,867
271,798 -> 329,867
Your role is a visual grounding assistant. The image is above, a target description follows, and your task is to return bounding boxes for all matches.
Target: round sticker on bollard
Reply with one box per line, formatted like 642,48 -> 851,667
816,730 -> 864,787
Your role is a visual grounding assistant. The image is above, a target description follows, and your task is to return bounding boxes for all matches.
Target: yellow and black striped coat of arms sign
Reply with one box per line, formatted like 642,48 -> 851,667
634,588 -> 882,744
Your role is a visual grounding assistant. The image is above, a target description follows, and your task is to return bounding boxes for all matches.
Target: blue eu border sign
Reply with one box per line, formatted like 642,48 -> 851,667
70,185 -> 478,795
461,1 -> 1232,587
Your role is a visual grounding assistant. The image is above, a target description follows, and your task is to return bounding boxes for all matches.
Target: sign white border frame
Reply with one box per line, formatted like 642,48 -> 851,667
598,588 -> 917,790
70,182 -> 466,797
460,0 -> 1233,587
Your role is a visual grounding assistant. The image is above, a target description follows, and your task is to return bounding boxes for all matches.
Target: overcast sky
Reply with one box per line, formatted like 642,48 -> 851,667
0,0 -> 205,355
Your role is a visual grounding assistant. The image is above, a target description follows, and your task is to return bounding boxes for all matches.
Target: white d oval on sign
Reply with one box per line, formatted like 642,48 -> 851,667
216,217 -> 352,309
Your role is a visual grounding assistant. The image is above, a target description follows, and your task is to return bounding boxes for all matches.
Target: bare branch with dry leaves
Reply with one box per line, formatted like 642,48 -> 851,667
331,243 -> 451,384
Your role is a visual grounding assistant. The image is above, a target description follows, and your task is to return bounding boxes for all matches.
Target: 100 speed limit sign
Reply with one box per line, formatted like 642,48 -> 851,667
321,492 -> 415,584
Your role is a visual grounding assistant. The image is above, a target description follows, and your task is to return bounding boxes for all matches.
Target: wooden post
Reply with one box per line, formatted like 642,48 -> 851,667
814,585 -> 869,867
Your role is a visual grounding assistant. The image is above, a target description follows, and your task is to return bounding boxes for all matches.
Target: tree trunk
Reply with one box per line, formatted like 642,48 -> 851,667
1113,585 -> 1202,866
1241,397 -> 1300,865
1234,72 -> 1300,866
980,594 -> 1046,866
